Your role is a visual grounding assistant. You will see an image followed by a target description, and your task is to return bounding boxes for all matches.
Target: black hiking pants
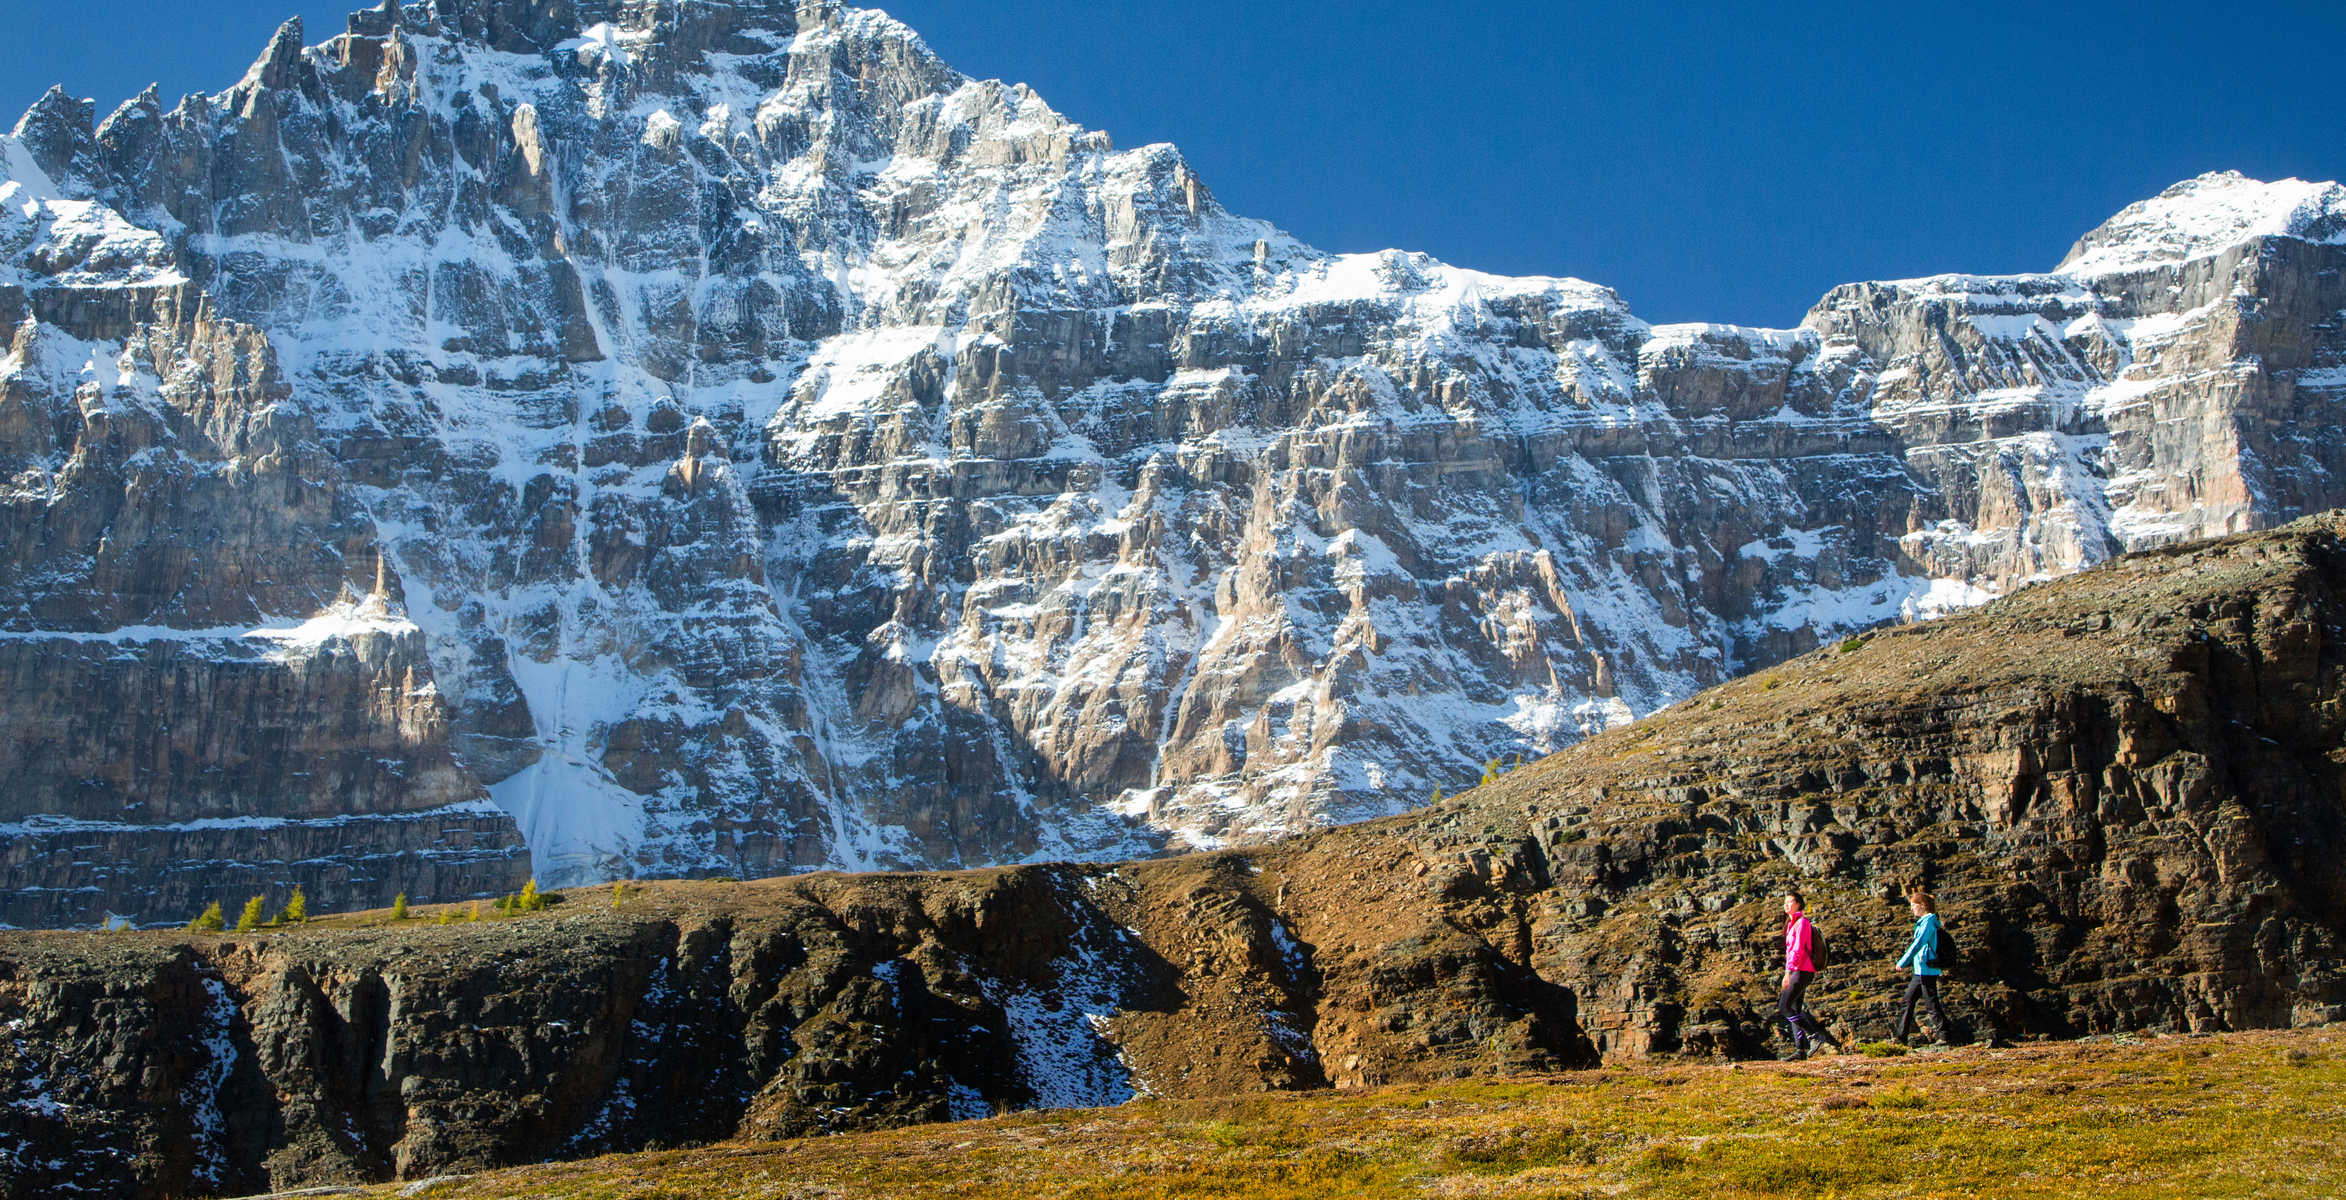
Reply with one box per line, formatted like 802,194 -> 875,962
1896,974 -> 1950,1042
1779,970 -> 1835,1048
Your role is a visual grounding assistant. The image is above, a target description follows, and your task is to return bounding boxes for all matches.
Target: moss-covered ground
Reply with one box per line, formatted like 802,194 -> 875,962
386,1027 -> 2343,1200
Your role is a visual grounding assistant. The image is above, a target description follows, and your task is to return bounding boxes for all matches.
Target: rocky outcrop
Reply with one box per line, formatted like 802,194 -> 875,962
0,273 -> 534,927
6,514 -> 2343,1197
5,2 -> 2346,921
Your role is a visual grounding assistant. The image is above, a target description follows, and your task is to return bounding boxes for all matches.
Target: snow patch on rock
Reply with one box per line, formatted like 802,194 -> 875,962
2059,171 -> 2346,276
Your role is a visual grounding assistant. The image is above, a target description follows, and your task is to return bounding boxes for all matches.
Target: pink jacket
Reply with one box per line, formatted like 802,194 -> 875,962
1785,913 -> 1816,973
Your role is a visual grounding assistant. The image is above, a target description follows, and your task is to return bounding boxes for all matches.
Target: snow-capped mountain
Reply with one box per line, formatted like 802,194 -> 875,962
5,0 -> 2345,925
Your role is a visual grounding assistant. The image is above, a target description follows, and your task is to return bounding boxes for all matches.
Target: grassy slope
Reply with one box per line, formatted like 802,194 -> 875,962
385,1028 -> 2343,1200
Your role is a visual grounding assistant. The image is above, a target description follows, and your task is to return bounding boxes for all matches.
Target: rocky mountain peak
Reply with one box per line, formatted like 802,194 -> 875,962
2057,168 -> 2346,275
395,0 -> 801,55
246,17 -> 312,92
8,85 -> 103,188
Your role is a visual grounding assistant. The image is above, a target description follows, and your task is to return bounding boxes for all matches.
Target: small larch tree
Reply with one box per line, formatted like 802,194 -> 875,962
234,895 -> 265,932
189,901 -> 225,932
279,886 -> 307,925
519,879 -> 543,912
391,893 -> 410,921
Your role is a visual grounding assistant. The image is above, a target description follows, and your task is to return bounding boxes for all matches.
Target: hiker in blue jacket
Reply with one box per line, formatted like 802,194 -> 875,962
1893,889 -> 1953,1044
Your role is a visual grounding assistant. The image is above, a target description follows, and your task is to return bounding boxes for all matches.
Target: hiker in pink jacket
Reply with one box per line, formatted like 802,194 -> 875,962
1779,890 -> 1843,1058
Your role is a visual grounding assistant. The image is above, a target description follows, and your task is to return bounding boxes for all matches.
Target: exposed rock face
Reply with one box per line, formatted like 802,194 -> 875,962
5,515 -> 2344,1197
0,260 -> 533,927
6,1 -> 2346,922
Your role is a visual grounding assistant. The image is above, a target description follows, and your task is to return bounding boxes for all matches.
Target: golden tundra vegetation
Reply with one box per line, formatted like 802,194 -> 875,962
378,1029 -> 2343,1200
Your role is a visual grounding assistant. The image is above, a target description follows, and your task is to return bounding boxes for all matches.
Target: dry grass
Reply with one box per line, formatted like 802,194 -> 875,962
381,1028 -> 2345,1200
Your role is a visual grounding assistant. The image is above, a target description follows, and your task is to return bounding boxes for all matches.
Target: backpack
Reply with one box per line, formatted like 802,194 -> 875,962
1806,918 -> 1830,971
1932,920 -> 1959,972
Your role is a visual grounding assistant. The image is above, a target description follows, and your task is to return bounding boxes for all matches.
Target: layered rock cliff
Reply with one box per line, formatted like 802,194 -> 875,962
5,514 -> 2343,1198
6,0 -> 2346,925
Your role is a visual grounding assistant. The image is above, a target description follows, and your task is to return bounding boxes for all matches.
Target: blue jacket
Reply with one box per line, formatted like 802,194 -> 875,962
1895,913 -> 1943,976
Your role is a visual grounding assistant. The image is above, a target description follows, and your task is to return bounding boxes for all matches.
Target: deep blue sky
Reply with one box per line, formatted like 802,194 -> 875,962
4,1 -> 2341,325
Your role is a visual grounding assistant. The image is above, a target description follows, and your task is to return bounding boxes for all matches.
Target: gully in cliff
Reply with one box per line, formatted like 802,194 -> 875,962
1779,891 -> 1844,1059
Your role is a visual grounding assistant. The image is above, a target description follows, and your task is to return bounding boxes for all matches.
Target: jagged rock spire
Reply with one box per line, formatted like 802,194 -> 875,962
9,84 -> 100,191
349,0 -> 407,37
248,17 -> 308,90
